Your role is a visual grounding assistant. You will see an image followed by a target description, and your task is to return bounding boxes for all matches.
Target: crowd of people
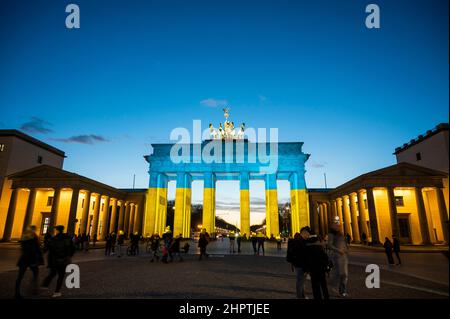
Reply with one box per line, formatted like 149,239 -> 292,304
14,220 -> 404,300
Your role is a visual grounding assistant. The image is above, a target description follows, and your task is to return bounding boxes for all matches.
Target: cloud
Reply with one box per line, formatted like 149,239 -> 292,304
51,134 -> 110,145
310,161 -> 328,168
258,95 -> 267,102
20,117 -> 53,134
200,98 -> 228,108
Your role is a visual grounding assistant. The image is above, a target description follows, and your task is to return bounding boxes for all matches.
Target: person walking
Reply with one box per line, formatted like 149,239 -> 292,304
251,232 -> 258,254
41,225 -> 75,298
150,233 -> 161,262
14,225 -> 43,299
105,233 -> 113,256
307,234 -> 330,299
286,227 -> 310,299
328,223 -> 349,298
276,234 -> 282,250
162,226 -> 173,263
236,233 -> 242,253
383,237 -> 395,266
110,232 -> 117,255
116,230 -> 125,257
392,235 -> 402,265
198,228 -> 210,260
171,234 -> 183,261
228,231 -> 236,253
92,233 -> 97,247
256,232 -> 265,256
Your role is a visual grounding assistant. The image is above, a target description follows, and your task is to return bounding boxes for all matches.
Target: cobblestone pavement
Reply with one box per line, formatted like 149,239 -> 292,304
0,240 -> 447,299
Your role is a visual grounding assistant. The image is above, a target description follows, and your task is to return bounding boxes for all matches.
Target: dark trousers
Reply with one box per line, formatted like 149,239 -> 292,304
15,265 -> 39,297
199,246 -> 207,260
310,270 -> 329,299
394,251 -> 401,264
257,242 -> 265,255
252,241 -> 257,253
105,245 -> 112,256
42,265 -> 66,293
386,252 -> 394,265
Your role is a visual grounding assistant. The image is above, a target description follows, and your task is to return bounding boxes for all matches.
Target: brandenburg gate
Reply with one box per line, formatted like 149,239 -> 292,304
143,110 -> 310,238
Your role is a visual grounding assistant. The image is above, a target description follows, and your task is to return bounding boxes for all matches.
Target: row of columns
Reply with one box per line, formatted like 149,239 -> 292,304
1,187 -> 141,242
147,170 -> 309,239
314,186 -> 448,245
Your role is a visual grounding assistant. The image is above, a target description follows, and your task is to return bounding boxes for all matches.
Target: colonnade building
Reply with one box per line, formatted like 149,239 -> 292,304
0,124 -> 448,246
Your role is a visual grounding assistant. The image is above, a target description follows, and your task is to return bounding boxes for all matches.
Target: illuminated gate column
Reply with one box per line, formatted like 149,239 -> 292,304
174,172 -> 192,238
265,174 -> 279,238
290,171 -> 309,235
144,172 -> 168,236
240,172 -> 250,237
342,195 -> 353,239
357,190 -> 369,239
90,194 -> 101,238
203,172 -> 216,235
336,197 -> 344,233
348,193 -> 361,243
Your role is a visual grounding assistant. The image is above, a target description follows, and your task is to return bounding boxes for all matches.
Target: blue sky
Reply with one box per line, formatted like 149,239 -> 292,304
1,0 -> 448,226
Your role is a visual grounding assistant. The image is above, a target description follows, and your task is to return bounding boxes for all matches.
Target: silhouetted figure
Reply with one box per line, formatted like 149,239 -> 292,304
198,228 -> 210,260
162,227 -> 173,263
236,234 -> 242,253
361,232 -> 367,245
105,234 -> 113,256
228,231 -> 236,253
307,234 -> 330,299
116,230 -> 125,257
150,233 -> 161,262
251,233 -> 258,254
42,225 -> 75,298
15,226 -> 43,299
393,235 -> 401,265
286,228 -> 310,299
345,233 -> 351,245
171,234 -> 183,261
328,223 -> 349,298
383,237 -> 395,265
256,232 -> 265,256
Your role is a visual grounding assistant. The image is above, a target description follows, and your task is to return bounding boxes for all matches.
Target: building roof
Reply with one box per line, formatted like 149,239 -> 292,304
0,129 -> 66,157
394,123 -> 449,155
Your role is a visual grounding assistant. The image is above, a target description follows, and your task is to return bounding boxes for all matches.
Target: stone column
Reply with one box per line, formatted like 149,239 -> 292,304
49,187 -> 62,229
312,201 -> 320,235
239,172 -> 250,237
348,193 -> 360,243
436,187 -> 449,244
133,204 -> 142,234
387,187 -> 400,238
1,188 -> 19,242
109,199 -> 118,234
124,203 -> 131,237
90,194 -> 101,238
265,173 -> 279,238
324,203 -> 329,232
117,201 -> 125,232
128,204 -> 136,236
100,196 -> 110,239
203,172 -> 217,235
79,191 -> 91,235
22,188 -> 37,235
66,188 -> 80,235
415,187 -> 431,245
174,172 -> 192,238
366,188 -> 380,245
342,195 -> 353,239
357,190 -> 369,239
319,203 -> 325,235
336,197 -> 344,232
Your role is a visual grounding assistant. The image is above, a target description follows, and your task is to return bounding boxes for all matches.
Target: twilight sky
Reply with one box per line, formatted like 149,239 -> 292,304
1,0 -> 448,226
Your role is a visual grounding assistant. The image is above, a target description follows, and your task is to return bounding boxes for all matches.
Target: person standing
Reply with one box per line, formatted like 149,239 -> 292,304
251,232 -> 258,254
171,234 -> 183,262
276,234 -> 282,250
361,232 -> 367,245
198,228 -> 210,260
14,225 -> 43,299
328,223 -> 349,298
228,231 -> 236,253
150,233 -> 161,262
307,234 -> 329,299
286,228 -> 310,299
383,237 -> 395,266
236,233 -> 242,253
256,232 -> 265,256
162,226 -> 173,263
105,233 -> 112,256
116,230 -> 125,257
41,225 -> 75,298
392,235 -> 402,265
